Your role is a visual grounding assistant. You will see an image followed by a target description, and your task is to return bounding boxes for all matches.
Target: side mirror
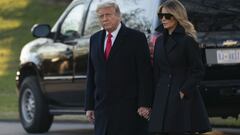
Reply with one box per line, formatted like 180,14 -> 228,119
64,30 -> 80,38
31,24 -> 51,38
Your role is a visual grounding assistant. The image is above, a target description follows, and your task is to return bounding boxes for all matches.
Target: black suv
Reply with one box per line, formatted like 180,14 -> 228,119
16,0 -> 240,133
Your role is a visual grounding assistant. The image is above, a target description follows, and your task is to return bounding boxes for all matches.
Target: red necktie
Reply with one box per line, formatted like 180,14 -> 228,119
105,33 -> 112,60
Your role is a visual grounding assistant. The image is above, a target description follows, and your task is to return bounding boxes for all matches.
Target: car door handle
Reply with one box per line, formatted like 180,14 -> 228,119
63,48 -> 73,58
64,40 -> 78,45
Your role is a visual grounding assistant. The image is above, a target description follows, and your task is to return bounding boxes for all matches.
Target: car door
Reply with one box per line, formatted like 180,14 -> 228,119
73,0 -> 101,107
43,3 -> 86,106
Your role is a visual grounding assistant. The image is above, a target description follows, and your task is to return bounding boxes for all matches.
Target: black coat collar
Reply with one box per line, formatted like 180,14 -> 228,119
156,24 -> 186,53
155,24 -> 185,36
97,23 -> 127,62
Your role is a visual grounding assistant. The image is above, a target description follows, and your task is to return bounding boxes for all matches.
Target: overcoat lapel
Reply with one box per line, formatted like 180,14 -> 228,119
155,24 -> 184,55
97,30 -> 106,62
165,37 -> 177,54
97,24 -> 127,63
158,35 -> 176,68
107,25 -> 127,61
156,35 -> 169,66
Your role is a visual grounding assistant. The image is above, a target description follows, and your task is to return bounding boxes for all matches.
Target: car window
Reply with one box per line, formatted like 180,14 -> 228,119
83,1 -> 101,36
117,0 -> 157,34
83,0 -> 158,36
60,4 -> 85,37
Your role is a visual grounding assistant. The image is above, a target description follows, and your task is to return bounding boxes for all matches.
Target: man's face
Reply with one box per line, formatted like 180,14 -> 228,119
97,7 -> 121,32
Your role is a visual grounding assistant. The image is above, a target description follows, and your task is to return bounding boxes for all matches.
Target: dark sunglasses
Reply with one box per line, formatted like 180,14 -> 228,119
158,13 -> 173,20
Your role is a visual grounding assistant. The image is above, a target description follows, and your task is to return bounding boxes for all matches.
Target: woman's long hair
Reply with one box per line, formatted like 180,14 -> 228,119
159,0 -> 197,40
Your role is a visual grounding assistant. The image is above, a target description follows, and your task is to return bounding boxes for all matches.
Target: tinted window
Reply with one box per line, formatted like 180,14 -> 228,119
60,4 -> 85,37
83,1 -> 101,36
117,0 -> 157,34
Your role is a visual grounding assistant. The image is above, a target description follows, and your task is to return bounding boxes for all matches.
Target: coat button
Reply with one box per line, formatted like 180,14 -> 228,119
168,84 -> 170,87
169,74 -> 172,78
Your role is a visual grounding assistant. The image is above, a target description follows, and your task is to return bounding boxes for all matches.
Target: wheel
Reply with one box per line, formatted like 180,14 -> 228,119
19,76 -> 53,133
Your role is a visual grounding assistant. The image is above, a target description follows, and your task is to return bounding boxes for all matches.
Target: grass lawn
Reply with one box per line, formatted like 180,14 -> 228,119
210,117 -> 240,128
0,0 -> 66,120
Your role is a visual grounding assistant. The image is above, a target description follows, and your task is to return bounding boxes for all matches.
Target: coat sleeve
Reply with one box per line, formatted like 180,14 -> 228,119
180,36 -> 205,96
85,36 -> 95,111
135,32 -> 153,107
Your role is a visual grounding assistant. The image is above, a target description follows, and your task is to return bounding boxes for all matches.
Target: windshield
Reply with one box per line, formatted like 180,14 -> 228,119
181,0 -> 240,47
182,0 -> 240,32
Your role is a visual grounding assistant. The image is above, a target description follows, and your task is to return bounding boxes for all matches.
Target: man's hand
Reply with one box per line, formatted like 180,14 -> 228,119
86,110 -> 95,123
179,91 -> 185,99
137,107 -> 151,120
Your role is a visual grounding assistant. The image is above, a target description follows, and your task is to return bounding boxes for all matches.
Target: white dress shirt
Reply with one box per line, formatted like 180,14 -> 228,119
104,23 -> 122,51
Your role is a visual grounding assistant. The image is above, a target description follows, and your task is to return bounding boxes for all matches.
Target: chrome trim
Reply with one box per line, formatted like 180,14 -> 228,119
74,75 -> 87,79
44,76 -> 73,80
50,109 -> 85,115
44,75 -> 87,80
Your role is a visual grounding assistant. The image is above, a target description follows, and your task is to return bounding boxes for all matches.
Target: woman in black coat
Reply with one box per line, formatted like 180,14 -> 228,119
148,0 -> 211,135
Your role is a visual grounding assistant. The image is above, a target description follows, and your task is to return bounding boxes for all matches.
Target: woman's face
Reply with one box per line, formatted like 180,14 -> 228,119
159,7 -> 177,32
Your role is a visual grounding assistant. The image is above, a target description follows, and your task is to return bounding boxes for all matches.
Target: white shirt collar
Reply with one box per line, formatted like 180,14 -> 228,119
106,23 -> 121,41
104,23 -> 122,50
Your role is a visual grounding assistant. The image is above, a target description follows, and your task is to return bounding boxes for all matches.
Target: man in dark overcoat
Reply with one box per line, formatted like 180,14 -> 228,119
85,1 -> 153,135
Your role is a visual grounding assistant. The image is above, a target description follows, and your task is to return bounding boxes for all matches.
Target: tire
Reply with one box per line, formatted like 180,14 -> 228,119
19,76 -> 53,133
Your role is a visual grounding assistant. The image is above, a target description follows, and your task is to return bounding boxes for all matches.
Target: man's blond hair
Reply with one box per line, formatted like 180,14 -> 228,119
96,1 -> 121,16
